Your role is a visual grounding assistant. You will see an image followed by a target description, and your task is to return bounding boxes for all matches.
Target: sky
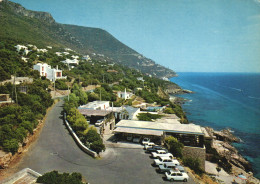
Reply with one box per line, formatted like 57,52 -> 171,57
11,0 -> 260,72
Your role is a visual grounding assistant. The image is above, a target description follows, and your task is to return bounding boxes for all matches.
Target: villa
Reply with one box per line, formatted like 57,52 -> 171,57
33,63 -> 66,82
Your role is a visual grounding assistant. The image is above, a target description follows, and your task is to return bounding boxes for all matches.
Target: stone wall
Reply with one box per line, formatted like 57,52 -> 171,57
64,113 -> 98,158
183,146 -> 206,170
102,118 -> 115,135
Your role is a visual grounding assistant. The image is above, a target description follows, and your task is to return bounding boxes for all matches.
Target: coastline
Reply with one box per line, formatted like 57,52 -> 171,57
165,83 -> 260,183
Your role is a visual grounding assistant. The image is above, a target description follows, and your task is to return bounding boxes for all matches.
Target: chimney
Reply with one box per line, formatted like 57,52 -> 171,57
56,65 -> 58,70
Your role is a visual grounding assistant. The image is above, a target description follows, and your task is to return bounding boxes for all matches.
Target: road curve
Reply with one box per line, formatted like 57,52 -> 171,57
16,100 -> 195,184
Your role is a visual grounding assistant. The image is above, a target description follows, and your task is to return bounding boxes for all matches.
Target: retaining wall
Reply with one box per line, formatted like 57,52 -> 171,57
64,113 -> 98,158
183,146 -> 206,170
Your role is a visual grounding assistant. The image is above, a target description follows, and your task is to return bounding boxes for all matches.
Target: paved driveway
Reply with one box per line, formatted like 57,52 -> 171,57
16,101 -> 195,184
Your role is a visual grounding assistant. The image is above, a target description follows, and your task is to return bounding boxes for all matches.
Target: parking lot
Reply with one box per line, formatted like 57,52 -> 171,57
102,140 -> 196,184
14,101 -> 195,184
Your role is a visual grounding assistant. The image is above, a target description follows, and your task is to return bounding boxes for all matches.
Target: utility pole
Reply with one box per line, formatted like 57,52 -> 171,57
100,89 -> 102,101
102,73 -> 105,83
14,74 -> 18,104
67,83 -> 70,101
54,78 -> 56,98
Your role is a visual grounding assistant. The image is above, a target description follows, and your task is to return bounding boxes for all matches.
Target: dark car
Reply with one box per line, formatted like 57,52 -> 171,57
146,145 -> 166,153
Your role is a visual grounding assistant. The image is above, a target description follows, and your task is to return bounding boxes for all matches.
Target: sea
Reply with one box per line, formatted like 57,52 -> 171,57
170,72 -> 260,179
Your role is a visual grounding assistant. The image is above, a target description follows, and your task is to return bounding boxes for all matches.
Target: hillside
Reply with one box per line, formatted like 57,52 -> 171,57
0,0 -> 176,78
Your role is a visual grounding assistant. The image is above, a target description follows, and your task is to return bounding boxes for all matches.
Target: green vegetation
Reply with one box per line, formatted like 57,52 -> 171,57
64,84 -> 105,154
36,170 -> 86,184
0,79 -> 53,154
183,157 -> 203,176
0,0 -> 176,78
84,128 -> 105,154
0,40 -> 40,81
55,79 -> 68,90
164,104 -> 188,124
164,136 -> 184,158
137,113 -> 163,121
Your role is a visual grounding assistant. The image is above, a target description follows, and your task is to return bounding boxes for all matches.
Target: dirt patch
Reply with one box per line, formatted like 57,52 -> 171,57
0,99 -> 59,181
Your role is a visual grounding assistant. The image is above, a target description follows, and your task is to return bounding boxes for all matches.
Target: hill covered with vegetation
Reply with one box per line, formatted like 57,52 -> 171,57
0,0 -> 176,79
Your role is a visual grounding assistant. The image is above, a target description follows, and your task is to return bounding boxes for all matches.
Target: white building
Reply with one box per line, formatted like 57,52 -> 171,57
65,48 -> 72,51
63,52 -> 70,55
46,46 -> 52,49
55,52 -> 62,56
61,58 -> 79,65
33,63 -> 66,82
37,48 -> 48,53
83,55 -> 91,61
117,89 -> 133,100
78,101 -> 110,110
71,55 -> 79,59
14,45 -> 30,55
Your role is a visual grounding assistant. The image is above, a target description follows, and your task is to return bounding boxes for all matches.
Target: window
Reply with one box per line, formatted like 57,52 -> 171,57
177,173 -> 182,176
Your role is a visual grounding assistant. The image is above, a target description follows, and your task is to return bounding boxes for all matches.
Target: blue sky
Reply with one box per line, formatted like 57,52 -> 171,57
11,0 -> 260,72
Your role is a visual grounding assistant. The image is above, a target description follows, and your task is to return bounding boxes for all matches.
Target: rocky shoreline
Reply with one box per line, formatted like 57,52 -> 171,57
165,82 -> 259,183
205,127 -> 260,183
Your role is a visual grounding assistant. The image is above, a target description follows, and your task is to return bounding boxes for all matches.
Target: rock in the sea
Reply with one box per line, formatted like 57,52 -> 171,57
214,129 -> 240,143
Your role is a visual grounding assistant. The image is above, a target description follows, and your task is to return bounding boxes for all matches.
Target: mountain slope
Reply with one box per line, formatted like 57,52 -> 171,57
0,0 -> 176,78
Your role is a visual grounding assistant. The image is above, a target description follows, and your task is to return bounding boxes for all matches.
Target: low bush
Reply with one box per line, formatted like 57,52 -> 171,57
183,157 -> 203,176
137,113 -> 163,121
36,170 -> 86,184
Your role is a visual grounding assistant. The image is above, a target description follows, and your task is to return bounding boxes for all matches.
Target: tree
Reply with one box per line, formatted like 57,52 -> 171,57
90,139 -> 105,154
84,129 -> 101,143
3,139 -> 19,154
164,136 -> 184,158
36,170 -> 86,184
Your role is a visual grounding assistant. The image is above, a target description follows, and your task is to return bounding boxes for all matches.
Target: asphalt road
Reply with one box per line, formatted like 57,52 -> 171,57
16,101 -> 195,184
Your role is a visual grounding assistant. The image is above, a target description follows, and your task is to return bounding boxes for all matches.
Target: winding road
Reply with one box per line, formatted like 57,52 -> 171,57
15,100 -> 195,184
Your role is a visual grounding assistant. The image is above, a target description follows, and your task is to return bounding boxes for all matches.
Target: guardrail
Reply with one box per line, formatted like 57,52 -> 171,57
64,113 -> 98,158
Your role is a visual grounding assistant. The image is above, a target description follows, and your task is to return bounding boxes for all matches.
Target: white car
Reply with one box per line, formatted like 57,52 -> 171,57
151,150 -> 173,159
154,157 -> 180,166
95,119 -> 104,126
144,142 -> 155,150
142,138 -> 150,145
165,170 -> 189,182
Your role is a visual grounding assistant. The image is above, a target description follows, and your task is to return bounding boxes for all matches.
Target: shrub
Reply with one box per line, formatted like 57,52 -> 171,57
165,136 -> 184,158
137,113 -> 163,121
84,129 -> 101,143
90,139 -> 106,154
55,79 -> 68,90
183,157 -> 203,175
36,170 -> 86,184
3,139 -> 19,154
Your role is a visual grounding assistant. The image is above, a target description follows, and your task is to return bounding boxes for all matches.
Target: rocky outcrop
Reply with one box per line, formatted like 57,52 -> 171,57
0,151 -> 12,169
1,0 -> 55,24
213,129 -> 240,143
212,140 -> 252,172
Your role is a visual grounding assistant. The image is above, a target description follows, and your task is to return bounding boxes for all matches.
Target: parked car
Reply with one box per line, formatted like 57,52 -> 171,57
154,157 -> 180,166
142,138 -> 150,145
126,135 -> 133,141
146,146 -> 165,153
95,119 -> 104,126
133,136 -> 141,143
144,142 -> 155,150
158,163 -> 177,173
151,150 -> 173,158
165,170 -> 189,182
175,165 -> 185,173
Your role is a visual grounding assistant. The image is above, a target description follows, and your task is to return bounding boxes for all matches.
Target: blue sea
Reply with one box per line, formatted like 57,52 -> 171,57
170,72 -> 260,179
